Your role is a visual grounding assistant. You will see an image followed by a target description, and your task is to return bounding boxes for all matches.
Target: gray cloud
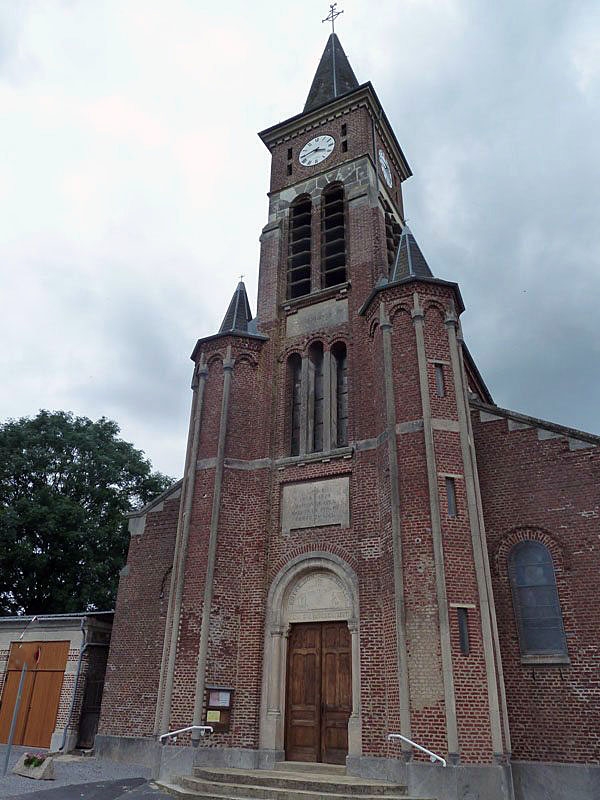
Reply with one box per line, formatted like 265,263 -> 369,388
1,0 -> 599,477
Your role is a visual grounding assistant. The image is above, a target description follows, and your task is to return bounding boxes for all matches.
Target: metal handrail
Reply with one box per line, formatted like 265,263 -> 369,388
387,733 -> 447,767
159,725 -> 213,744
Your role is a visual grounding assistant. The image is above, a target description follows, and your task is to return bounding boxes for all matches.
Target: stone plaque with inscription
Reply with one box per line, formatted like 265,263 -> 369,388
286,297 -> 348,338
281,477 -> 350,534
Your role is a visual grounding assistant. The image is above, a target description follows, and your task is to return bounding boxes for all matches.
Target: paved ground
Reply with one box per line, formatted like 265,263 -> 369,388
0,746 -> 168,800
6,779 -> 175,799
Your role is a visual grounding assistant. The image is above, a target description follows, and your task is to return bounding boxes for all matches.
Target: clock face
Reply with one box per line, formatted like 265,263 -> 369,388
378,149 -> 393,188
299,135 -> 335,167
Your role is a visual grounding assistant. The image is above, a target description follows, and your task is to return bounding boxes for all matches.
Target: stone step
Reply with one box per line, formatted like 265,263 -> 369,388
190,767 -> 407,796
159,777 -> 431,800
272,762 -> 346,775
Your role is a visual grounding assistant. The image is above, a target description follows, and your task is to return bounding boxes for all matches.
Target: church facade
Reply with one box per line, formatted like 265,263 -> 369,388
97,35 -> 600,800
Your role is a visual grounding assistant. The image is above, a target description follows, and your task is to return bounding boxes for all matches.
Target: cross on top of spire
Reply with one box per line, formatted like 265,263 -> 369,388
304,11 -> 359,113
322,3 -> 343,34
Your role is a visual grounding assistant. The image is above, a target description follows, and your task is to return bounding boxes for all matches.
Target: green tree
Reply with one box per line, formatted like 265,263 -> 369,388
0,410 -> 173,615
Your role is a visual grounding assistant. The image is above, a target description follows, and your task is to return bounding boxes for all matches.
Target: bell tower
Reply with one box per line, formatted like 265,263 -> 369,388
256,32 -> 411,331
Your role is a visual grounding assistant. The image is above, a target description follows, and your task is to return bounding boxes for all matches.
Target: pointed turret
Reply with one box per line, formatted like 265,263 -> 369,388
304,33 -> 359,113
219,281 -> 253,334
391,226 -> 433,281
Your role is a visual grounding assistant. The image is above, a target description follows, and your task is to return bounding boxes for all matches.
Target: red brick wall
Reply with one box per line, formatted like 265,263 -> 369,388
98,493 -> 179,737
472,410 -> 600,763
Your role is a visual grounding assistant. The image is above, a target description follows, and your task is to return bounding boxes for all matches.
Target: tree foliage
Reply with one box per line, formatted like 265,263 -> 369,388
0,410 -> 173,615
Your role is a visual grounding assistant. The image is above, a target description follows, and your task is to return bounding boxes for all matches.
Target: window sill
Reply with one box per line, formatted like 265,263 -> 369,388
282,282 -> 351,311
276,446 -> 354,469
520,654 -> 571,666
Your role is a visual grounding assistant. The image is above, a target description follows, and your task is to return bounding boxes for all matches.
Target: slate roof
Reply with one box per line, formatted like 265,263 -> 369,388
219,281 -> 253,334
304,33 -> 359,112
391,225 -> 434,281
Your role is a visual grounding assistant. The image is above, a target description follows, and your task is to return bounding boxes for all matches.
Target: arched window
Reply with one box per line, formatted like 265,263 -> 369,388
288,354 -> 302,456
308,342 -> 324,453
508,541 -> 568,657
287,196 -> 312,299
321,184 -> 346,288
331,342 -> 348,448
286,342 -> 350,456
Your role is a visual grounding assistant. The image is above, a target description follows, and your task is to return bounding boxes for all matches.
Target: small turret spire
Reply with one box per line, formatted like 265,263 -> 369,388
219,280 -> 253,334
391,226 -> 434,282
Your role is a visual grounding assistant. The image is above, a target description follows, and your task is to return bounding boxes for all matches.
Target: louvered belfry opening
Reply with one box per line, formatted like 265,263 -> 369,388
384,204 -> 401,275
288,354 -> 302,456
332,342 -> 348,448
287,197 -> 312,299
321,184 -> 347,288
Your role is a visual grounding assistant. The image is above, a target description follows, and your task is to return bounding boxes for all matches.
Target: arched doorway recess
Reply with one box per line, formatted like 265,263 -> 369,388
259,552 -> 362,761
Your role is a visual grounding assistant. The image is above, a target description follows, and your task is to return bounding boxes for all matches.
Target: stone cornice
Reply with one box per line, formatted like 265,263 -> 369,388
470,399 -> 600,445
358,276 -> 465,318
258,82 -> 412,183
190,330 -> 268,362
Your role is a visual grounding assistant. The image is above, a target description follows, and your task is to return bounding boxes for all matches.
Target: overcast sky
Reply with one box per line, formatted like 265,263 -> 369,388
1,0 -> 599,479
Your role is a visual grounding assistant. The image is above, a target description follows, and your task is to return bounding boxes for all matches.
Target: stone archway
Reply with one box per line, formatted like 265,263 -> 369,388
258,552 -> 362,760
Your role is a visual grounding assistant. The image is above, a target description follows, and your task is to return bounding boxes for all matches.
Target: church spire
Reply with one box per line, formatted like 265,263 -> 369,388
303,33 -> 359,113
219,280 -> 253,334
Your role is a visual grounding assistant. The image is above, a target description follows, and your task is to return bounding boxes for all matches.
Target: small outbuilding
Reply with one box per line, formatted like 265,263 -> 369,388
0,612 -> 112,751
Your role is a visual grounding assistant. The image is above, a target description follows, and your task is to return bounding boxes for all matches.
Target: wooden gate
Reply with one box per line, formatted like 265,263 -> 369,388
0,641 -> 69,748
285,621 -> 352,764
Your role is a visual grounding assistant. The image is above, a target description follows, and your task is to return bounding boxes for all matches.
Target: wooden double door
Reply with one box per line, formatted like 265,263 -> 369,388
0,641 -> 69,749
285,621 -> 352,764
